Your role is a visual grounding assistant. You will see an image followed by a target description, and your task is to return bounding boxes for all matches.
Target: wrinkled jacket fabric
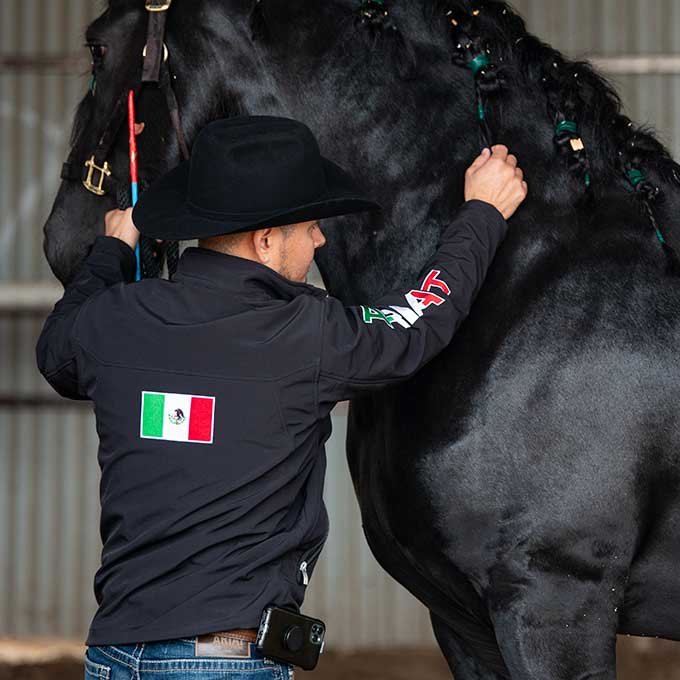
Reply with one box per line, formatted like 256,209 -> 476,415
36,200 -> 507,645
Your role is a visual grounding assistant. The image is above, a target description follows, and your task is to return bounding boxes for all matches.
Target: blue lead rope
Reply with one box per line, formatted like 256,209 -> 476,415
132,182 -> 141,281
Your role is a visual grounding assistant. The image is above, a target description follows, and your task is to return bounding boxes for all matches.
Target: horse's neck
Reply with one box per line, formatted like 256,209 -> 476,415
258,78 -> 483,303
177,6 -> 490,301
186,8 -> 661,308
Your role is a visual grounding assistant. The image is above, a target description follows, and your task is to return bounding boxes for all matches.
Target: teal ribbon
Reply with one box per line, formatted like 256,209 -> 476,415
584,173 -> 591,188
469,53 -> 490,77
555,120 -> 578,135
89,74 -> 97,95
627,169 -> 667,244
627,168 -> 645,187
477,102 -> 485,121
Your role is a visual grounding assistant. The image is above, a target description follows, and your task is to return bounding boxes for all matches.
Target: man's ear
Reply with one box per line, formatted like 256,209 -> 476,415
252,227 -> 274,264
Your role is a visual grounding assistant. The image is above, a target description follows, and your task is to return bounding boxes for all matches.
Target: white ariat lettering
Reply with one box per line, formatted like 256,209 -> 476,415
388,305 -> 419,326
380,308 -> 411,329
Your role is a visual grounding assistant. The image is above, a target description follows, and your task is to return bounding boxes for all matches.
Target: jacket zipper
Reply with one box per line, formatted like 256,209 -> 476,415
299,560 -> 310,586
297,540 -> 325,586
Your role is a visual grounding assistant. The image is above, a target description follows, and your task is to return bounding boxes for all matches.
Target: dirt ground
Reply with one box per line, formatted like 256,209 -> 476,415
0,636 -> 679,679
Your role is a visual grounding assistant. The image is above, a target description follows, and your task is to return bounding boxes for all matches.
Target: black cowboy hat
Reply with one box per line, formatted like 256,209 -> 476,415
133,115 -> 382,240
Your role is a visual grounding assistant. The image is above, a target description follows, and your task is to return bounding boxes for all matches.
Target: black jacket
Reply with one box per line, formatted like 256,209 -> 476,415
36,200 -> 507,646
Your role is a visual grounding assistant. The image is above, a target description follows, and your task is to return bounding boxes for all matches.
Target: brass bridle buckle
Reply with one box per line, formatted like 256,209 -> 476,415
145,0 -> 172,11
83,156 -> 111,196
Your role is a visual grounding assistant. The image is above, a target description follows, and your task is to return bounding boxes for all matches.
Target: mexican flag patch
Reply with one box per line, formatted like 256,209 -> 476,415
140,391 -> 215,444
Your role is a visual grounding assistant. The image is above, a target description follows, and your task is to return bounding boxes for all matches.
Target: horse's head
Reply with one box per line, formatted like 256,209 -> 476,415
44,0 -> 268,285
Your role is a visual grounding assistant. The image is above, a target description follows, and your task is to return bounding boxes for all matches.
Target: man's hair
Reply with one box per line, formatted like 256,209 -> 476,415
198,224 -> 296,255
198,232 -> 247,255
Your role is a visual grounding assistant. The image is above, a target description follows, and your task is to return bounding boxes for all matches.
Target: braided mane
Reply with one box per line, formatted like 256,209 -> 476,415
434,0 -> 680,271
450,0 -> 680,270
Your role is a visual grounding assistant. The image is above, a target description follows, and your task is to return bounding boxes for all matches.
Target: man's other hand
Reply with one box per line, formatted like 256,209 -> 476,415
464,145 -> 528,220
105,208 -> 140,251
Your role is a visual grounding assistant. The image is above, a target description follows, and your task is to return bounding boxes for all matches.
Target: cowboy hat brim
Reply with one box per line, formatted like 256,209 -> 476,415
132,156 -> 382,240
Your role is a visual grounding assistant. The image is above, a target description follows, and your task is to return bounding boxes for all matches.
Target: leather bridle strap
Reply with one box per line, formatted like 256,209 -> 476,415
143,0 -> 173,83
143,0 -> 189,160
159,65 -> 190,161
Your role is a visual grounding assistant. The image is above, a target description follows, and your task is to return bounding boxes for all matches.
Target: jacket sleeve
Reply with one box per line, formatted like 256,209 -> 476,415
317,200 -> 508,405
36,235 -> 137,400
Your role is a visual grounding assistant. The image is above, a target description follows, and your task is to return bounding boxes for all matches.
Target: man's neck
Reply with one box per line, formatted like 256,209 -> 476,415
198,240 -> 252,261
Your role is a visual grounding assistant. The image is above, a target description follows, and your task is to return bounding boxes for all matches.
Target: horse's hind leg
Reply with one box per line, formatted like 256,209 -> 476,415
488,570 -> 619,680
431,612 -> 507,680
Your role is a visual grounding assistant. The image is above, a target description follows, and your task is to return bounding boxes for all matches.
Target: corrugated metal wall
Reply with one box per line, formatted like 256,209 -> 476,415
0,0 -> 105,642
0,0 -> 97,282
1,0 -> 679,649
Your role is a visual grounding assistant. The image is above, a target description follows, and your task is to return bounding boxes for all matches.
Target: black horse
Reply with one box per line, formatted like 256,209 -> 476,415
43,1 -> 680,678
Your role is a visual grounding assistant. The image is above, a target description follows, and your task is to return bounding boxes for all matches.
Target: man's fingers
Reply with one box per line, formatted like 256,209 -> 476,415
515,167 -> 524,180
467,148 -> 491,174
506,154 -> 518,169
104,208 -> 135,233
491,144 -> 509,160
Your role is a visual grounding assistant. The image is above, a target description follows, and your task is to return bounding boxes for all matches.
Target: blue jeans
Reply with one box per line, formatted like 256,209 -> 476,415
84,637 -> 295,680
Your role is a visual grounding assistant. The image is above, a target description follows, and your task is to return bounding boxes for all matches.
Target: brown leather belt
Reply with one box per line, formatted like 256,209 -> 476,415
194,629 -> 259,658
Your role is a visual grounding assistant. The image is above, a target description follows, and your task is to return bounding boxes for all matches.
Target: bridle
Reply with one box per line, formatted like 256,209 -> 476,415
61,0 -> 189,197
60,0 -> 189,276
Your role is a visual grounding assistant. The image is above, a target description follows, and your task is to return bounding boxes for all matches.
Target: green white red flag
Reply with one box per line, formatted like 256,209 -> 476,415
140,391 -> 215,444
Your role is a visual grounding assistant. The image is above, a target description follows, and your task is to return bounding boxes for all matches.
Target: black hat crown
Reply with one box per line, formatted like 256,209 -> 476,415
133,115 -> 381,240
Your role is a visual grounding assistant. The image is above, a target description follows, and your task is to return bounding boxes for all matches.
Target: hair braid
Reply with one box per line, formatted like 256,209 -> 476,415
350,0 -> 416,79
613,126 -> 680,275
442,2 -> 508,146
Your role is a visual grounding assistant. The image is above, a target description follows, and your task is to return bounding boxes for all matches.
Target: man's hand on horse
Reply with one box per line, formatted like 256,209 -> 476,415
464,144 -> 529,220
105,208 -> 141,251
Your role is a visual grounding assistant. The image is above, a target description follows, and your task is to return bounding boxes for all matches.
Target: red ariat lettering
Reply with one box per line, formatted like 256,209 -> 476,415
408,289 -> 446,309
421,269 -> 451,296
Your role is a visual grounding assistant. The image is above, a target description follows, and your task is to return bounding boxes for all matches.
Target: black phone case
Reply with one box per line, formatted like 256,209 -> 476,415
256,607 -> 325,671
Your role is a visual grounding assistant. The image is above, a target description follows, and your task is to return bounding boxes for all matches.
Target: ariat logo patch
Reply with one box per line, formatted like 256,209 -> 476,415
360,269 -> 450,329
195,633 -> 252,658
140,391 -> 215,444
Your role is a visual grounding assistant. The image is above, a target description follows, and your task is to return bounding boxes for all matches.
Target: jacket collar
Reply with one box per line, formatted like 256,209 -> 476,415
172,246 -> 328,301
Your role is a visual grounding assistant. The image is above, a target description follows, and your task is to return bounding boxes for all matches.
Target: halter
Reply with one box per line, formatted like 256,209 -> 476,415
60,0 -> 189,199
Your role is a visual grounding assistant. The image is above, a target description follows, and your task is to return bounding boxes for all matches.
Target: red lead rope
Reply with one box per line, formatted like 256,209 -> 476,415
128,90 -> 141,281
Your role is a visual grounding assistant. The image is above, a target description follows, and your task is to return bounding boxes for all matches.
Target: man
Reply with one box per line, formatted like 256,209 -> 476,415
37,116 -> 526,679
